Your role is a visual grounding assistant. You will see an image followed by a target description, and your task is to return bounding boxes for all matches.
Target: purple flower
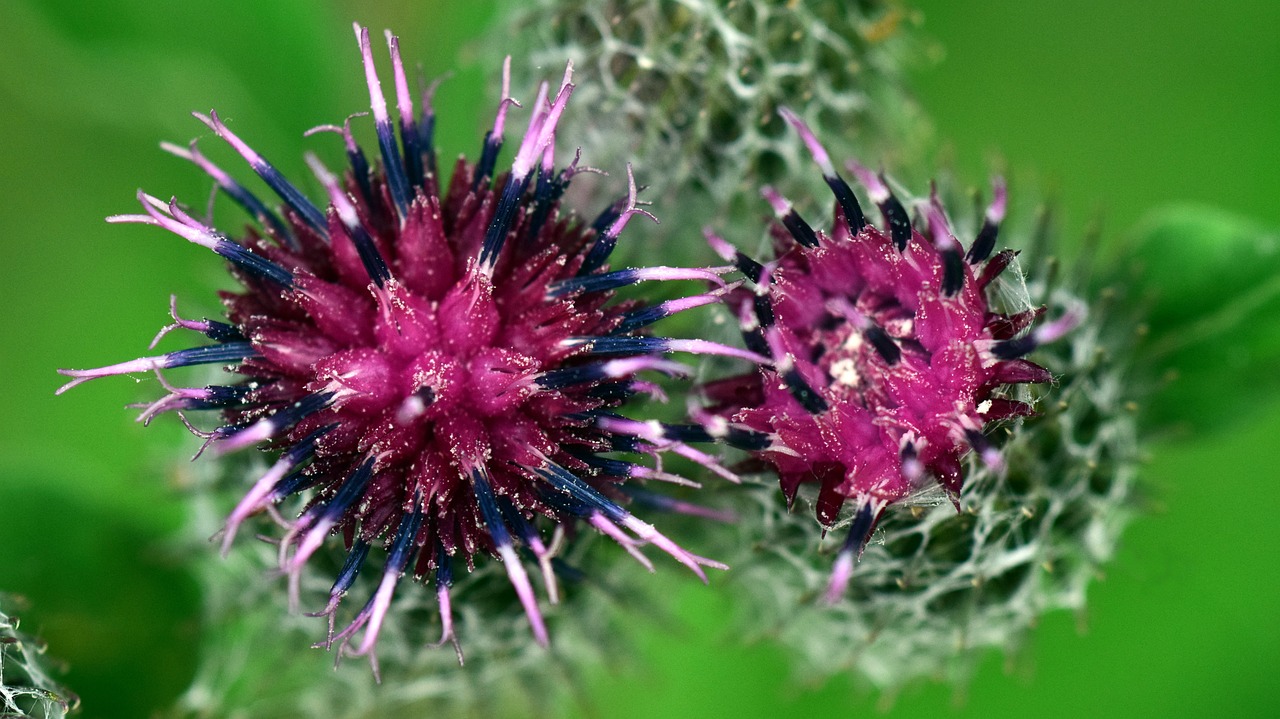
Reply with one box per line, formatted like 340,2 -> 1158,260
57,24 -> 750,672
702,110 -> 1081,601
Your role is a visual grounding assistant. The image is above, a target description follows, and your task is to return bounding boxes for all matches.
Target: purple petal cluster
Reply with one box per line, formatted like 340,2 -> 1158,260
703,111 -> 1080,600
58,25 -> 744,670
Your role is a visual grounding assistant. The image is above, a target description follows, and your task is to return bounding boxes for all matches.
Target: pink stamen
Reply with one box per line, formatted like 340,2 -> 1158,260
511,64 -> 573,181
761,185 -> 793,216
160,141 -> 234,191
213,418 -> 276,454
1036,304 -> 1086,344
106,191 -> 218,251
662,338 -> 770,365
630,466 -> 703,489
351,568 -> 401,660
221,454 -> 298,556
527,533 -> 560,605
597,417 -> 742,484
988,177 -> 1008,223
287,516 -> 335,574
433,585 -> 464,665
491,56 -> 517,139
605,164 -> 660,237
384,30 -> 414,128
703,228 -> 738,262
589,513 -> 655,572
354,24 -> 390,128
823,551 -> 856,604
778,106 -> 836,176
602,356 -> 692,379
195,110 -> 266,169
305,153 -> 360,229
149,295 -> 210,349
57,354 -> 168,395
925,202 -> 959,252
497,544 -> 549,647
303,113 -> 369,155
846,160 -> 890,202
619,515 -> 729,582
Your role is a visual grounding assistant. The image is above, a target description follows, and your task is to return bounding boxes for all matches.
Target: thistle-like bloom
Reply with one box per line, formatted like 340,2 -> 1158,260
58,25 -> 750,669
702,111 -> 1081,600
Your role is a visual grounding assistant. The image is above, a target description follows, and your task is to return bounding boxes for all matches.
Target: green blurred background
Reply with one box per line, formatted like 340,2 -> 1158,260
1,0 -> 1276,717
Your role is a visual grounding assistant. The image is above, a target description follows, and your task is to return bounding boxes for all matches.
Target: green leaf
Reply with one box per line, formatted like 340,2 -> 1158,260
1125,204 -> 1280,432
0,479 -> 199,718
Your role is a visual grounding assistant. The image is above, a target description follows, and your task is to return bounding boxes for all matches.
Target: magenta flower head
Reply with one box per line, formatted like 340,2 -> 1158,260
57,24 -> 747,670
701,109 -> 1082,601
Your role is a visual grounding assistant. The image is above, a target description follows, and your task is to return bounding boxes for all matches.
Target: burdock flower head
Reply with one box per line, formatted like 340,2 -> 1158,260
702,111 -> 1082,600
58,24 -> 749,669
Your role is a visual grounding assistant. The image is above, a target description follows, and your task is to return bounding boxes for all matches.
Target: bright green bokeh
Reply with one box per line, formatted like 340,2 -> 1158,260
0,0 -> 1276,717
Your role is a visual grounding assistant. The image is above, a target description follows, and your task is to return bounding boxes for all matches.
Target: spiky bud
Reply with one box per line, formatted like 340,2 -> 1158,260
500,0 -> 928,241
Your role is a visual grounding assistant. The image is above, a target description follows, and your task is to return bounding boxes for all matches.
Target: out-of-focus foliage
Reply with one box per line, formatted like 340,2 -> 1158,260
1125,206 -> 1280,433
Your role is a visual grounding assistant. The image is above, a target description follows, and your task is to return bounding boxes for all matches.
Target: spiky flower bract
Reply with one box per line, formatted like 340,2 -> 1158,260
501,0 -> 928,244
57,24 -> 746,668
701,113 -> 1082,601
0,595 -> 77,719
